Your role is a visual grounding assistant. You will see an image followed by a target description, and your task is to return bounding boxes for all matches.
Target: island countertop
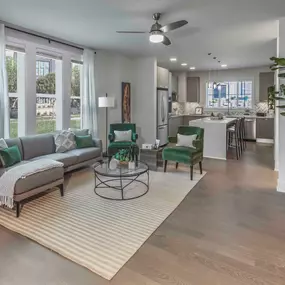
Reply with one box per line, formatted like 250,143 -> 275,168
190,117 -> 236,124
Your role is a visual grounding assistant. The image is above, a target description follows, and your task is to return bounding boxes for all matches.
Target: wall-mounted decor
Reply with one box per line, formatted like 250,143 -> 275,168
122,82 -> 131,123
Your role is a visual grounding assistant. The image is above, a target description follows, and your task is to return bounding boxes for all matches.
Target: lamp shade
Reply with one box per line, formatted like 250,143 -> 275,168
98,97 -> 115,108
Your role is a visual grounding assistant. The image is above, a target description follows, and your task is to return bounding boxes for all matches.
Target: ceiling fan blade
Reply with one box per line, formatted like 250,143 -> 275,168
162,36 -> 171,46
116,31 -> 147,34
160,20 -> 188,33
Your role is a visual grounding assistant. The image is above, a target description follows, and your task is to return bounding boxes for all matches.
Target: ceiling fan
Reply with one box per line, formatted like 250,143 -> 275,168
116,13 -> 188,46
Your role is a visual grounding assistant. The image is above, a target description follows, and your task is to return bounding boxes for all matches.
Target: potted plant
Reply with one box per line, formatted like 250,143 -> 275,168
270,57 -> 285,115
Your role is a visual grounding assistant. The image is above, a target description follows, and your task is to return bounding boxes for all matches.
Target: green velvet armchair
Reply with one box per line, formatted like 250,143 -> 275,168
162,126 -> 204,180
108,123 -> 139,160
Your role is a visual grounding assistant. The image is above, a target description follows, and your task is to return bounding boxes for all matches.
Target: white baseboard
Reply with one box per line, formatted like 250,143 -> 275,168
277,178 -> 285,193
204,156 -> 227,161
256,139 -> 274,144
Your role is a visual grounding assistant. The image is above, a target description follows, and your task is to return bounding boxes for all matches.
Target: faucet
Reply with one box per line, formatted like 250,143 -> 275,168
227,99 -> 232,115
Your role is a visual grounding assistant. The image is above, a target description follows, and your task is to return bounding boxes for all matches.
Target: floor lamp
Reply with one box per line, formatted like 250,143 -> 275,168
98,94 -> 115,156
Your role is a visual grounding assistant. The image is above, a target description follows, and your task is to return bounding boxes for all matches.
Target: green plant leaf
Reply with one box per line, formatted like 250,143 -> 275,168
278,73 -> 285,78
280,112 -> 285,116
276,105 -> 285,108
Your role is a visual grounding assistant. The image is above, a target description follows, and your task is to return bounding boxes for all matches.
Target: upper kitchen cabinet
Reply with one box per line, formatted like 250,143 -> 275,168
259,72 -> 274,102
157,67 -> 169,89
187,77 -> 200,102
171,74 -> 178,93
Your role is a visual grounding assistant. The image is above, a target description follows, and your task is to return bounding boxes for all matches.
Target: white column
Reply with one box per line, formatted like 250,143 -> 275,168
277,18 -> 285,192
23,43 -> 36,135
56,53 -> 71,130
17,52 -> 26,137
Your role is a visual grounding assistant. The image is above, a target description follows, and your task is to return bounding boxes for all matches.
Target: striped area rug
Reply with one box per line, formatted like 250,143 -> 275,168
0,168 -> 205,280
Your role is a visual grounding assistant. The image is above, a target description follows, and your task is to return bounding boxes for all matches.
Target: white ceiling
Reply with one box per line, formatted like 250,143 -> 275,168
0,0 -> 284,71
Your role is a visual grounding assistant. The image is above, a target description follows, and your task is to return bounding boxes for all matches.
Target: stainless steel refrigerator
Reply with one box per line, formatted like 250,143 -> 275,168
157,88 -> 169,146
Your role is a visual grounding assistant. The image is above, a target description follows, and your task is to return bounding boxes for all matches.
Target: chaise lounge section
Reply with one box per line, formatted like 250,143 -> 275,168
0,132 -> 103,217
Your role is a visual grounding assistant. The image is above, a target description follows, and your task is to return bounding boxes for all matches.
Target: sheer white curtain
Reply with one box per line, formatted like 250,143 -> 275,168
0,24 -> 9,138
82,49 -> 98,137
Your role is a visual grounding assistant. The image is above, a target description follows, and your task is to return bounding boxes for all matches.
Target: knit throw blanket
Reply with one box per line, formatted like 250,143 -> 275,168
0,159 -> 63,208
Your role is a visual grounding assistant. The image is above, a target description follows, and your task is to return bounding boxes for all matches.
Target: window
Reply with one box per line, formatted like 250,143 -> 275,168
36,59 -> 51,78
36,55 -> 57,134
6,49 -> 21,138
70,62 -> 82,129
206,81 -> 253,109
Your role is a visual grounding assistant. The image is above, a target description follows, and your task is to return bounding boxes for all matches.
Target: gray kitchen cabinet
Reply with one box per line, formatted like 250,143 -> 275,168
169,116 -> 183,137
187,77 -> 200,102
172,75 -> 178,94
157,67 -> 169,89
256,118 -> 274,139
259,72 -> 274,102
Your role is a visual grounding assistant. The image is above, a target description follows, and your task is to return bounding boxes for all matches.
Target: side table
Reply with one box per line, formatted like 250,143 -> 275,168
140,147 -> 164,171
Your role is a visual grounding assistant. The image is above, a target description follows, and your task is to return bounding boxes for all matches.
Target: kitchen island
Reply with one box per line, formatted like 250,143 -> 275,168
189,117 -> 236,160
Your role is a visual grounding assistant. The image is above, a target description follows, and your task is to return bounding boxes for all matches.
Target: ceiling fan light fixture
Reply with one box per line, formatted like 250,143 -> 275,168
149,31 -> 164,43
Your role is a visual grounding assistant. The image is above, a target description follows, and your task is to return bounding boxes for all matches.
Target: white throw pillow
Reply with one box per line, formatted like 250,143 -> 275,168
0,138 -> 8,149
0,138 -> 8,167
54,130 -> 76,153
176,134 -> 197,148
114,130 -> 132,142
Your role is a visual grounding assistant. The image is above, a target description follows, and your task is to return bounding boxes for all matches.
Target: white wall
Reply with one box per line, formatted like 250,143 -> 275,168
174,66 -> 271,107
132,57 -> 157,146
95,51 -> 135,149
277,18 -> 285,191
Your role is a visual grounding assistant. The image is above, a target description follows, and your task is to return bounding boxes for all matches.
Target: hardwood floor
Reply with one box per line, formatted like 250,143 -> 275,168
1,143 -> 284,285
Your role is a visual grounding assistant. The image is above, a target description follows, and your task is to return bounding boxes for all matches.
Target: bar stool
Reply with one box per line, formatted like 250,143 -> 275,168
240,117 -> 246,151
227,118 -> 242,160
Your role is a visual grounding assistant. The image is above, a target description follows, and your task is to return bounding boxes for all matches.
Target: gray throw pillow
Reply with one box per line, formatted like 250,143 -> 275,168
54,130 -> 76,153
68,128 -> 89,136
114,130 -> 132,142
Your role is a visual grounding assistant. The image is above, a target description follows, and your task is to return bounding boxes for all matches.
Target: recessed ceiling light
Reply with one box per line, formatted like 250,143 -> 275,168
170,57 -> 177,62
221,64 -> 228,68
181,63 -> 187,66
189,66 -> 196,70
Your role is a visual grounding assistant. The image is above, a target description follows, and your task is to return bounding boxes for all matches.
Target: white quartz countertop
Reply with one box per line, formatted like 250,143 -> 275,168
190,117 -> 236,124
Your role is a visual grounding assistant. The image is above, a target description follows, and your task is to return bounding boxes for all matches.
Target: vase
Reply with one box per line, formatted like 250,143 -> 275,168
128,161 -> 136,170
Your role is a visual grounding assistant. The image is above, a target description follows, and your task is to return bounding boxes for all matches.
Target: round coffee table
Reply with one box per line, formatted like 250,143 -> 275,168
93,160 -> 149,200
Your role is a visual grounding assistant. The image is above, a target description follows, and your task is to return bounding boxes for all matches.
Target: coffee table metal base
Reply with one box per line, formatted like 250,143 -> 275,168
94,172 -> 149,201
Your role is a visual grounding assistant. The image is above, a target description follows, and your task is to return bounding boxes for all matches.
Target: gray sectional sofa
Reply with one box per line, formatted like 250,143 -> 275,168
0,132 -> 103,217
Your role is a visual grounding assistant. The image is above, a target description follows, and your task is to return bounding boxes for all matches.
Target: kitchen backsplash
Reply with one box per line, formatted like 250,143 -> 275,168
172,102 -> 269,115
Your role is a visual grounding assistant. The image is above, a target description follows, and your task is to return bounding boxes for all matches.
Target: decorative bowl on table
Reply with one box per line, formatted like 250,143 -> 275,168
210,113 -> 224,120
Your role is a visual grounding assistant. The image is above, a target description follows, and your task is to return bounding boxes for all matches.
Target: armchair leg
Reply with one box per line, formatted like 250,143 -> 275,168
190,165 -> 193,180
176,162 -> 179,169
164,160 -> 168,173
199,161 -> 203,175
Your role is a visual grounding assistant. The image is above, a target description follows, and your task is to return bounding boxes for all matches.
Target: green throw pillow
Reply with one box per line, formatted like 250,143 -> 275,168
75,135 -> 94,149
0,145 -> 22,168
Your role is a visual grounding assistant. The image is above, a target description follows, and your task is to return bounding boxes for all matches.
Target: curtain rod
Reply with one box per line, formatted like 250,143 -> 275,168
6,26 -> 96,53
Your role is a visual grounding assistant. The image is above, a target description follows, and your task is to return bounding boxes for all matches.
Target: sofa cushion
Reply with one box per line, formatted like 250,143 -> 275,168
0,161 -> 30,178
5,138 -> 24,160
75,135 -> 94,149
67,147 -> 101,163
30,152 -> 78,168
54,130 -> 76,153
21,134 -> 55,160
0,145 -> 22,168
14,167 -> 63,195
